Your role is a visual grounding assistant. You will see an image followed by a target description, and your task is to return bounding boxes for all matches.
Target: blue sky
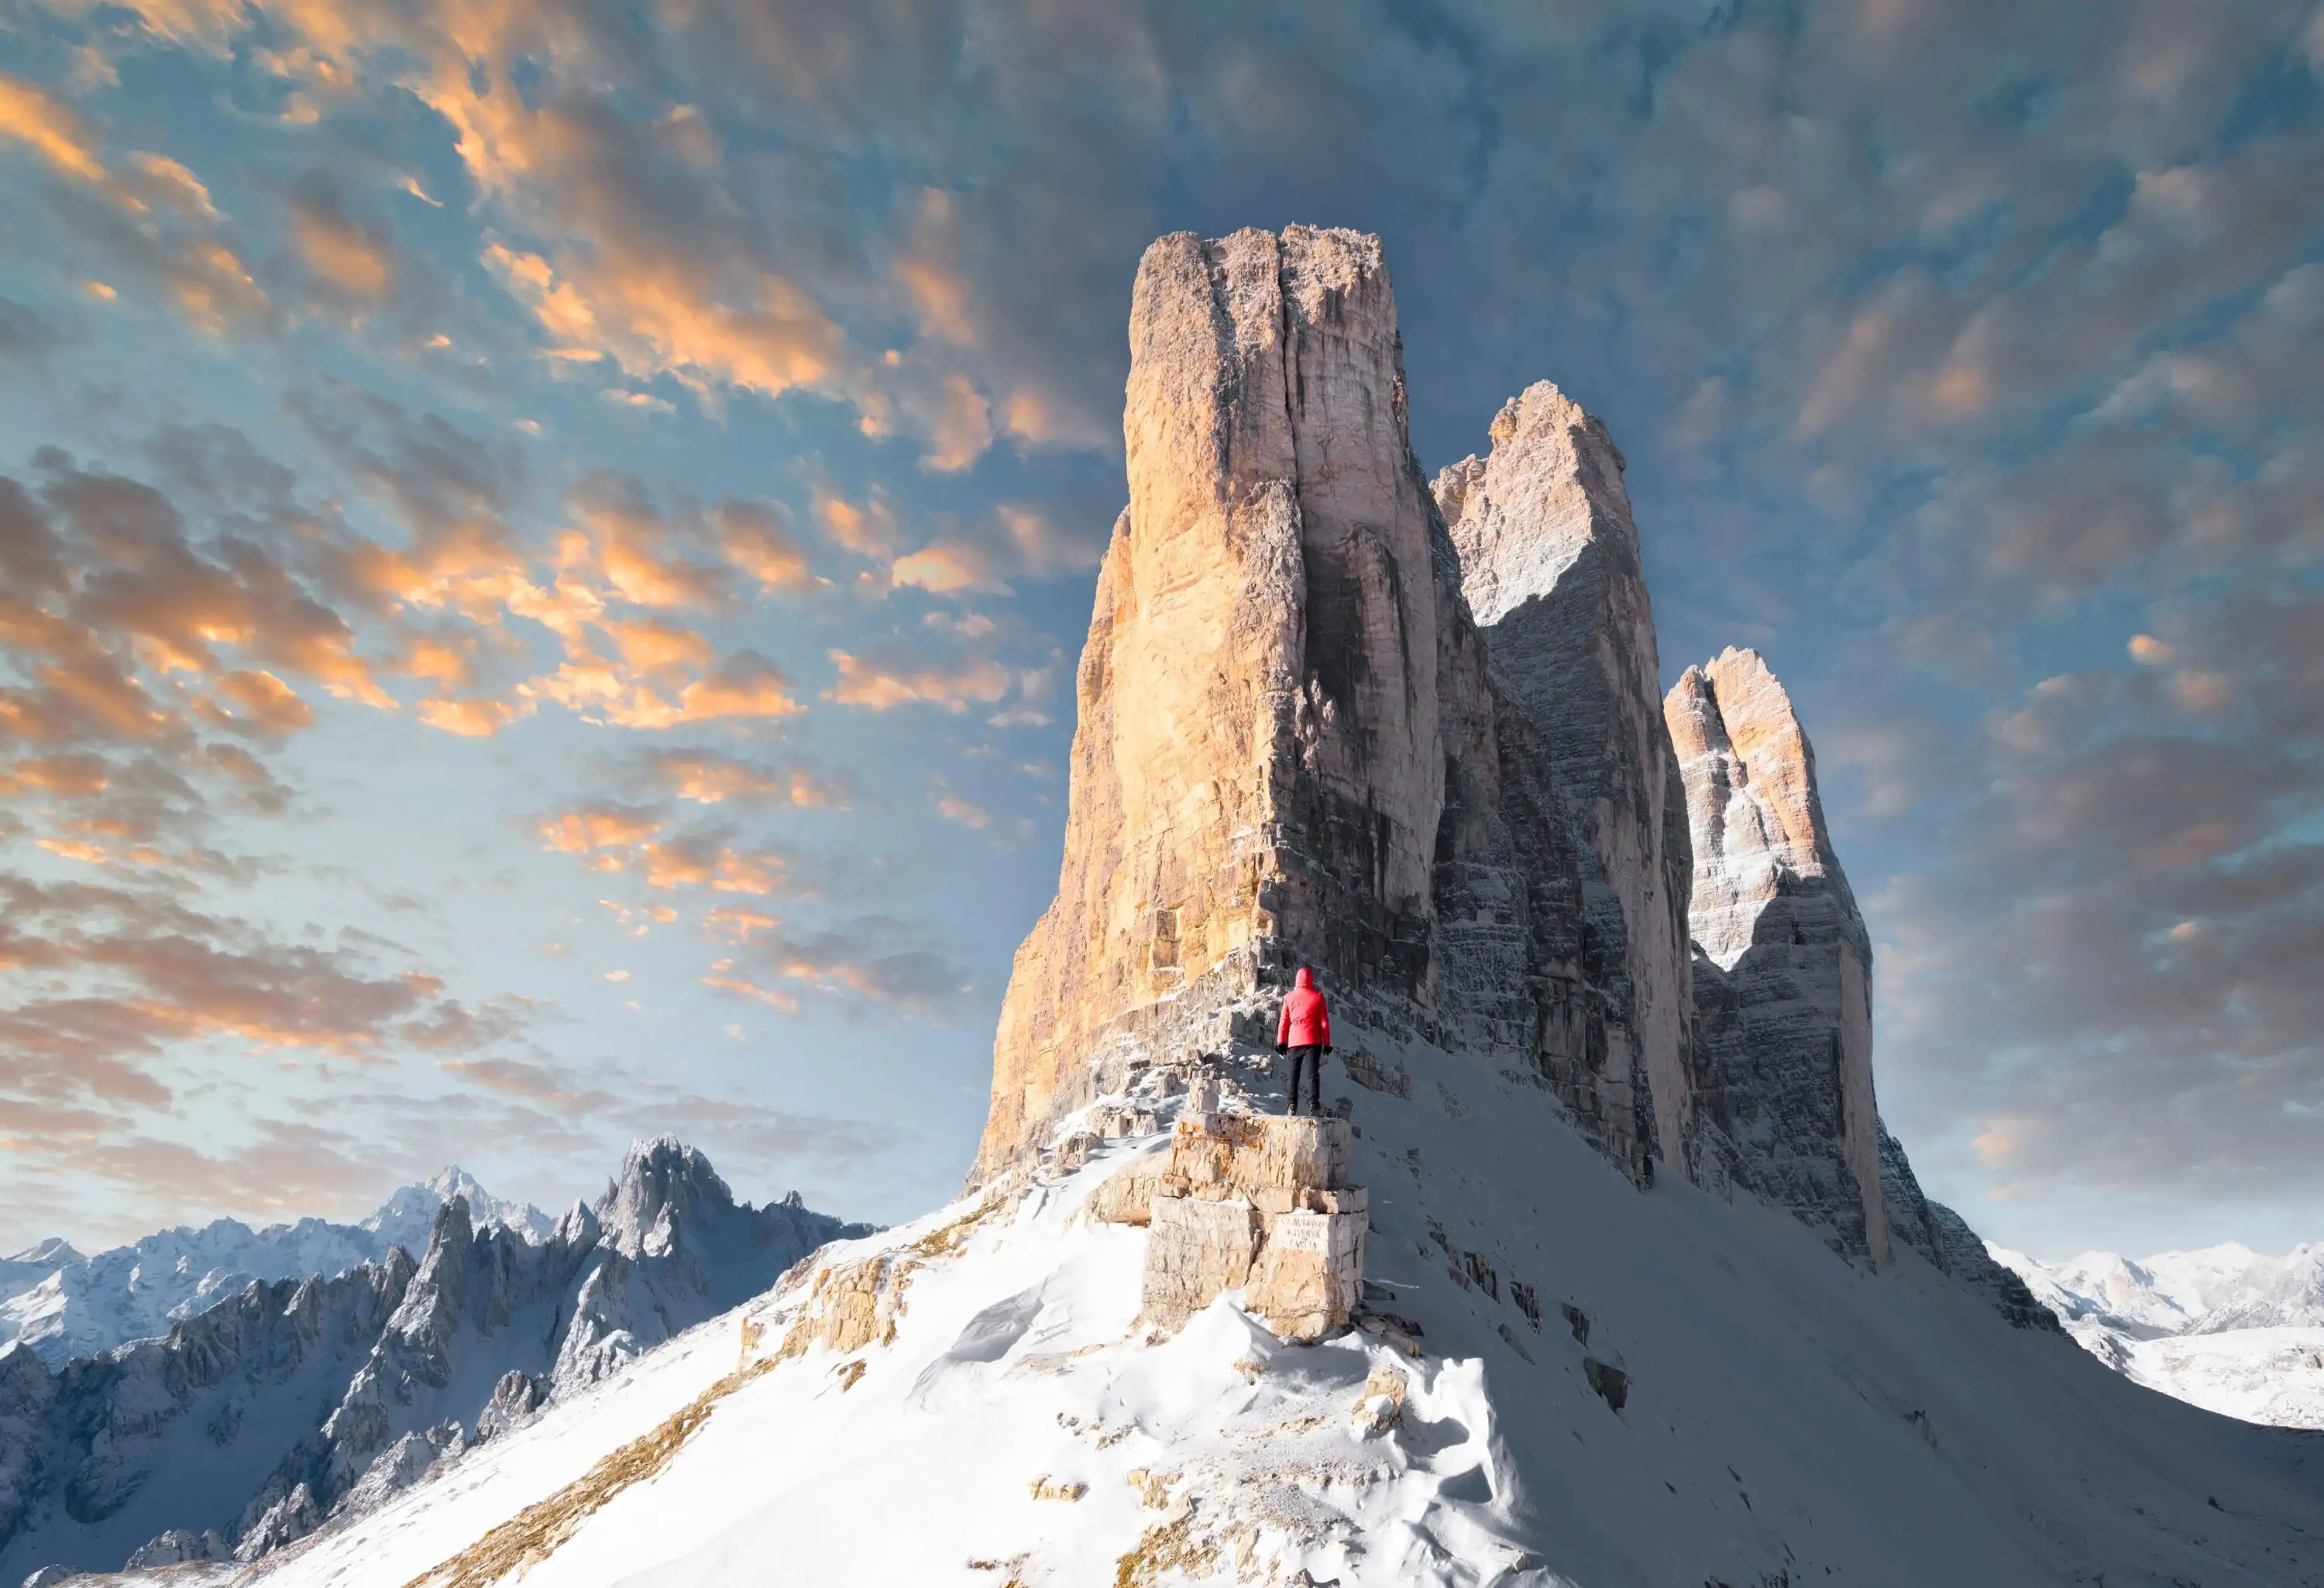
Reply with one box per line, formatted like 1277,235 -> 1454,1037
1,0 -> 2319,1262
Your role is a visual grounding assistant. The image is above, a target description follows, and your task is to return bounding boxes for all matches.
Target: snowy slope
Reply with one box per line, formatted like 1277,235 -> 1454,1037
239,1065 -> 2324,1588
0,1169 -> 552,1366
1995,1242 -> 2324,1428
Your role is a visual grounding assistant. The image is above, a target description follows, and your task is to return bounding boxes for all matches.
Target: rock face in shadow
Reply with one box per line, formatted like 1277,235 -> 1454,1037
1664,647 -> 1887,1264
1435,383 -> 1703,1174
972,227 -> 1655,1188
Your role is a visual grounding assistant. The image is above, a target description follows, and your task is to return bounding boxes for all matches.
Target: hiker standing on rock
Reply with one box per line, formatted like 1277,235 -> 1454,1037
1275,966 -> 1332,1117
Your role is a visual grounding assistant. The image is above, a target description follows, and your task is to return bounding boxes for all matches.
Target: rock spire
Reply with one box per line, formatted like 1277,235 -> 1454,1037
1435,383 -> 1702,1173
1663,648 -> 1886,1264
971,227 -> 1654,1186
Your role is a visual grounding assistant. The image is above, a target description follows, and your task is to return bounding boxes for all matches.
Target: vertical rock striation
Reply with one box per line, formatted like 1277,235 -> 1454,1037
973,227 -> 1653,1188
1434,383 -> 1702,1174
1664,648 -> 1886,1264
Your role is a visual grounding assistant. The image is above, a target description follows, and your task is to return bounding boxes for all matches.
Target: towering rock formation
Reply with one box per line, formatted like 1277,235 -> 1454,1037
1663,648 -> 1886,1263
1435,383 -> 1702,1173
972,227 -> 1655,1188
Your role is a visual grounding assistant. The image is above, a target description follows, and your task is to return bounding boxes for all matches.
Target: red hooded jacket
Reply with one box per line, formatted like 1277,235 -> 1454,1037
1276,967 -> 1330,1048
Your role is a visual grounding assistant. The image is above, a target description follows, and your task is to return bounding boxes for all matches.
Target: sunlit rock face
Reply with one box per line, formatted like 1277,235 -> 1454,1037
1435,383 -> 1703,1174
972,227 -> 1653,1188
1664,648 -> 1887,1265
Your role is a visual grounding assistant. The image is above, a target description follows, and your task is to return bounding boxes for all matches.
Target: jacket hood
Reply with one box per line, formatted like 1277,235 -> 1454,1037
1294,967 -> 1315,989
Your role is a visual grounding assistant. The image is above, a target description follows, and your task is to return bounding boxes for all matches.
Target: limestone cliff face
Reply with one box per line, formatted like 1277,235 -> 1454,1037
1434,383 -> 1701,1174
1664,648 -> 1887,1264
972,228 -> 1652,1186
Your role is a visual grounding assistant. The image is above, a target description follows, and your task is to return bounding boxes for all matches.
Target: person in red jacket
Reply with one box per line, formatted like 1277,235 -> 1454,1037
1274,965 -> 1332,1116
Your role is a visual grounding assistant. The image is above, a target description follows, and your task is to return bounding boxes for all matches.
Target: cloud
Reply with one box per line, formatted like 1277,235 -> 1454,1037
713,500 -> 813,593
3,88 -> 273,336
634,747 -> 857,809
535,805 -> 664,856
717,915 -> 970,1019
929,779 -> 993,830
814,493 -> 897,557
198,669 -> 315,739
826,644 -> 1014,713
534,802 -> 801,896
0,871 -> 517,1129
1876,579 -> 2324,1222
889,542 -> 995,594
12,0 -> 2324,1254
0,72 -> 106,181
288,176 -> 398,303
0,295 -> 72,366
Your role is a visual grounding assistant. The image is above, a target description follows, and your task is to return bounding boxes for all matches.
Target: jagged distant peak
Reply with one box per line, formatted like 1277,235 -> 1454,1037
592,1136 -> 745,1256
604,1135 -> 734,1202
365,1164 -> 554,1247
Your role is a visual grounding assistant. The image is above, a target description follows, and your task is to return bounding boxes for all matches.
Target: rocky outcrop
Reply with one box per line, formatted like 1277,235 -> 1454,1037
1435,383 -> 1702,1172
0,1140 -> 868,1583
1664,648 -> 1886,1263
974,226 -> 1653,1188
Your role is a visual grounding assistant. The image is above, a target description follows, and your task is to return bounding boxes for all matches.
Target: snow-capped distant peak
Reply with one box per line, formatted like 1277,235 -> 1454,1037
364,1167 -> 556,1253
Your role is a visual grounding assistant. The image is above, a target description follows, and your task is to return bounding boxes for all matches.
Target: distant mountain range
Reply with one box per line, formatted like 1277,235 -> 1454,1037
1994,1241 -> 2324,1428
0,1140 -> 871,1582
0,1167 -> 556,1366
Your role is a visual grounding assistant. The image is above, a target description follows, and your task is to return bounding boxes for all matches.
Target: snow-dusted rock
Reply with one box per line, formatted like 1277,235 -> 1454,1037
1436,381 -> 1703,1174
975,225 -> 1652,1189
1666,648 -> 1888,1263
471,1370 -> 545,1445
121,1526 -> 223,1569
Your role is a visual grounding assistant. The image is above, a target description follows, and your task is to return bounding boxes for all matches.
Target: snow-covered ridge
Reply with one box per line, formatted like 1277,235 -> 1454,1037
228,1081 -> 2324,1588
1994,1240 -> 2324,1428
0,1139 -> 869,1584
0,1167 -> 553,1366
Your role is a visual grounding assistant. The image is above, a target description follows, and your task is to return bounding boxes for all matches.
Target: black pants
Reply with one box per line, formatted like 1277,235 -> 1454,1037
1286,1045 -> 1323,1115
